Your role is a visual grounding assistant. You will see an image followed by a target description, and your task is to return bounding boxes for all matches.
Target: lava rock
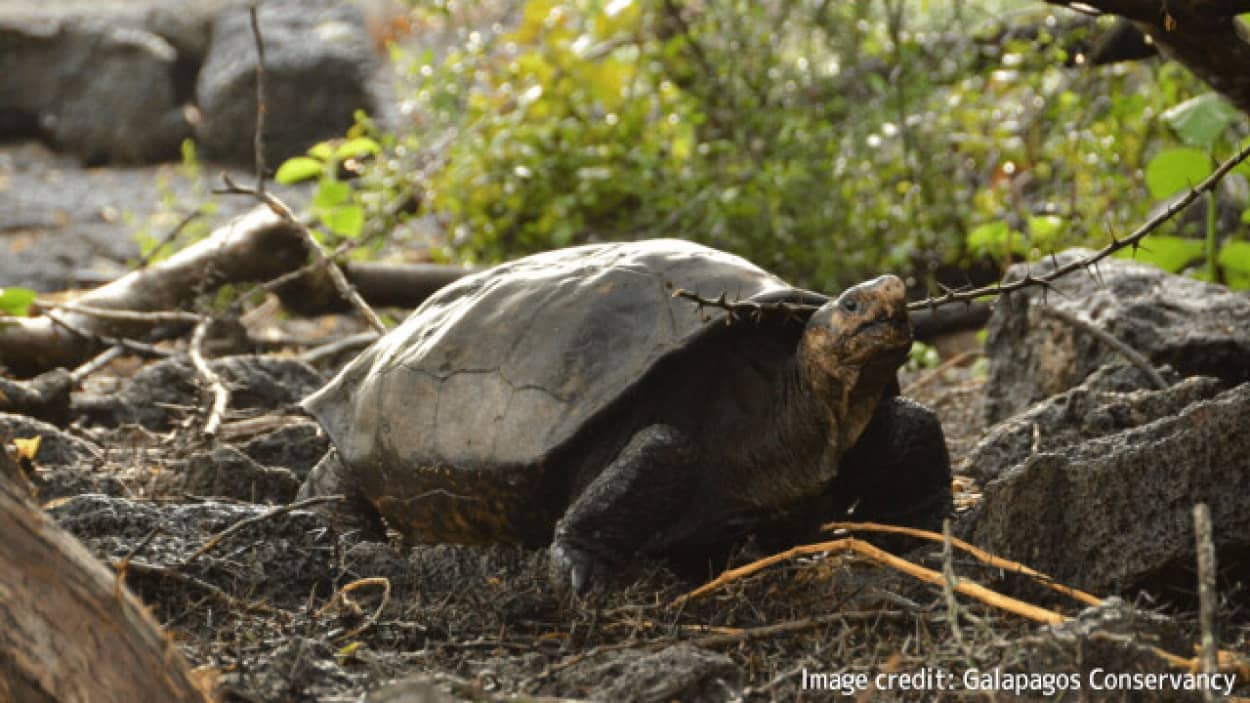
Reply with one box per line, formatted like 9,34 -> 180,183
993,598 -> 1204,703
0,8 -> 198,163
558,644 -> 740,703
77,355 -> 324,431
169,445 -> 300,503
964,382 -> 1250,594
0,412 -> 100,467
196,0 -> 379,163
238,419 -> 329,480
984,249 -> 1250,423
961,366 -> 1219,483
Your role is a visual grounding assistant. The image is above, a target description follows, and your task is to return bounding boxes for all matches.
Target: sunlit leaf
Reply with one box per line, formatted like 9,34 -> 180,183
13,436 -> 41,461
1144,148 -> 1211,200
314,181 -> 352,208
308,141 -> 335,161
334,137 -> 382,160
1027,215 -> 1066,248
275,156 -> 325,184
321,205 -> 365,239
1217,240 -> 1250,275
966,221 -> 1026,257
1161,93 -> 1238,148
1114,235 -> 1203,273
0,287 -> 36,316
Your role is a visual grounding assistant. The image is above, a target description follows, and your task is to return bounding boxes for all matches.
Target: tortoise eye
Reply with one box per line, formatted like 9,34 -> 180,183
840,296 -> 860,313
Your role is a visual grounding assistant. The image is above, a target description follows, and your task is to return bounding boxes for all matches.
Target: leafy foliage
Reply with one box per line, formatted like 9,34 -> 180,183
0,287 -> 36,317
350,1 -> 1250,291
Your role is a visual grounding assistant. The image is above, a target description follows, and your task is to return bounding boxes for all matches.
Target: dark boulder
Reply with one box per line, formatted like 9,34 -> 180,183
0,6 -> 201,163
195,0 -> 379,164
964,381 -> 1250,594
984,249 -> 1250,423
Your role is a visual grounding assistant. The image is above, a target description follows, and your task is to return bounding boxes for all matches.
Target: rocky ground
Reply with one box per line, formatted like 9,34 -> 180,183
4,255 -> 1250,701
3,2 -> 1250,701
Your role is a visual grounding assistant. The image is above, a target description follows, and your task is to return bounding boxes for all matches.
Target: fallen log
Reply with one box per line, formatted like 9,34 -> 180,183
0,206 -> 308,377
0,462 -> 207,702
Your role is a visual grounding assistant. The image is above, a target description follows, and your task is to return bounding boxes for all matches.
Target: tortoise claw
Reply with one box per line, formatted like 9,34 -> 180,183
548,541 -> 604,598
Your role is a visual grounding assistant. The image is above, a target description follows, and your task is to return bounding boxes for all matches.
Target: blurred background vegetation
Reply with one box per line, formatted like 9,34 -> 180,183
287,0 -> 1250,295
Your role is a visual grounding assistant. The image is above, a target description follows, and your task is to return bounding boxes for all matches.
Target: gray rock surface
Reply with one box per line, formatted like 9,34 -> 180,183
558,644 -> 740,703
984,249 -> 1250,423
169,445 -> 300,503
196,0 -> 379,164
76,355 -> 324,431
961,365 -> 1218,482
964,381 -> 1250,593
0,1 -> 214,163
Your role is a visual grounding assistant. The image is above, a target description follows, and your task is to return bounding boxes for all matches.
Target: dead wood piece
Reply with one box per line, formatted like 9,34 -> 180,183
0,369 -> 73,425
823,521 -> 1102,606
276,261 -> 474,317
189,318 -> 231,439
0,207 -> 307,378
671,536 -> 1069,624
0,467 -> 207,703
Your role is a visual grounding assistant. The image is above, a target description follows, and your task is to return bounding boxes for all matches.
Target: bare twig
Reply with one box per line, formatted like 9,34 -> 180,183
249,3 -> 267,194
136,211 -> 202,269
691,610 -> 909,649
1038,305 -> 1168,389
1193,503 -> 1219,703
188,317 -> 231,439
298,331 -> 380,365
671,536 -> 1068,624
179,494 -> 345,568
211,6 -> 386,335
940,519 -> 965,647
69,345 -> 125,385
36,301 -> 200,325
823,521 -> 1102,606
217,178 -> 387,334
315,576 -> 392,642
901,349 -> 982,395
114,525 -> 162,598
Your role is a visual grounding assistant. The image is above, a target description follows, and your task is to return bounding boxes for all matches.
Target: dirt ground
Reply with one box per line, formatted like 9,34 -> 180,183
8,344 -> 1238,702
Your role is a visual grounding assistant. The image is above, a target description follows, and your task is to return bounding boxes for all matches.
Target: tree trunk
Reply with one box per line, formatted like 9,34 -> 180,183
1049,0 -> 1250,115
0,468 -> 207,703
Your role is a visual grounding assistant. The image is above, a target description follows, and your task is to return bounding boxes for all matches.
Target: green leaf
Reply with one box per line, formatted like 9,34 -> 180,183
0,287 -> 36,316
275,156 -> 325,184
314,181 -> 352,208
1144,148 -> 1212,200
1161,93 -> 1238,148
334,137 -> 382,160
1027,215 -> 1066,248
308,141 -> 335,161
1115,235 -> 1203,273
966,221 -> 1026,257
321,205 -> 365,239
1217,240 -> 1250,273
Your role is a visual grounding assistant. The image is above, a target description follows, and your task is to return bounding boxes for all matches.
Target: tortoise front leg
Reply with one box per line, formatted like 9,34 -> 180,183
549,424 -> 699,595
835,395 -> 953,532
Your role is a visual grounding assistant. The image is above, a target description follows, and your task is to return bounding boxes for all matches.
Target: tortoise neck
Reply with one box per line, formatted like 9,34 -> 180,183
725,357 -> 842,508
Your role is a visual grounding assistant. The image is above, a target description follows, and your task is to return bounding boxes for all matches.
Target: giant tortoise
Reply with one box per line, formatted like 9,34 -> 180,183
300,239 -> 952,593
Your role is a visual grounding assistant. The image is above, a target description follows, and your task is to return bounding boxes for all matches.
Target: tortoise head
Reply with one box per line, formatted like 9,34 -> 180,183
799,275 -> 912,446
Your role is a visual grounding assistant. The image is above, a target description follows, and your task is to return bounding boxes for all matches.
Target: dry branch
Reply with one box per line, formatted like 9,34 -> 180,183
1039,305 -> 1168,389
0,466 -> 207,703
823,521 -> 1102,606
671,536 -> 1069,625
0,206 -> 307,377
179,494 -> 345,568
188,318 -> 231,439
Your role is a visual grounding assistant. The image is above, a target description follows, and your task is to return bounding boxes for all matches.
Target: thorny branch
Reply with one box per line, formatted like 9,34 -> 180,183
674,139 -> 1250,320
